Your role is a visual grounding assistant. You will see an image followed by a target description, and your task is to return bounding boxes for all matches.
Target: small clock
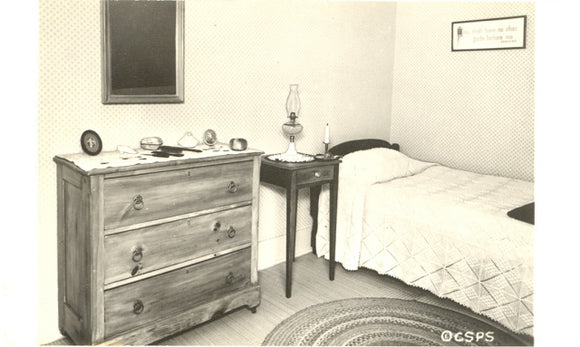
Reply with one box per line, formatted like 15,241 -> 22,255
203,129 -> 217,146
80,130 -> 103,155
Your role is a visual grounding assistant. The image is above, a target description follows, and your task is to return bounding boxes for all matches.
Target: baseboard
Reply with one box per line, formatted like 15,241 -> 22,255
257,225 -> 314,271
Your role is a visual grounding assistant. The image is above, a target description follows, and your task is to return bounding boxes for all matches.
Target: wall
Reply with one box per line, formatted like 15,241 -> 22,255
37,0 -> 397,343
391,1 -> 534,181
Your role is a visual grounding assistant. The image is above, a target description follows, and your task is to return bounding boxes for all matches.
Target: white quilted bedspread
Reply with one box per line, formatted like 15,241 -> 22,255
316,148 -> 534,335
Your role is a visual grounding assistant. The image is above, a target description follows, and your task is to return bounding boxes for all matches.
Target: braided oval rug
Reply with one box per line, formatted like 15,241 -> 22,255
262,298 -> 532,346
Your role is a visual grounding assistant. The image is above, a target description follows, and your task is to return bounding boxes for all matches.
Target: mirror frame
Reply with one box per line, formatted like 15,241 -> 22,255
101,0 -> 184,104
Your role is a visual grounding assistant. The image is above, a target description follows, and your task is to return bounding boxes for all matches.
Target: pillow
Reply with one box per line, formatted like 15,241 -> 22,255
340,148 -> 437,185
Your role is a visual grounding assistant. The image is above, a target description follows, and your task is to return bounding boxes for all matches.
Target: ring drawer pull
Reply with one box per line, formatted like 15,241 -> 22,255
131,246 -> 144,263
133,195 -> 144,210
227,226 -> 236,238
225,272 -> 235,285
213,221 -> 221,232
133,300 -> 144,315
225,272 -> 234,285
227,181 -> 239,193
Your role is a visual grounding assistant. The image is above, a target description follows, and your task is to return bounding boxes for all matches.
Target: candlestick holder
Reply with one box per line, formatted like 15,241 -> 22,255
314,142 -> 334,160
323,142 -> 331,159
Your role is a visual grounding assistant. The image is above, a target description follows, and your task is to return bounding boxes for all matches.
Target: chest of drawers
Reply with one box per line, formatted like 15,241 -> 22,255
53,148 -> 262,345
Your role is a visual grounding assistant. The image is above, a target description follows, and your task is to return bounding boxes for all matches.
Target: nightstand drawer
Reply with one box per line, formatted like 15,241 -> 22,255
104,248 -> 251,338
296,166 -> 334,185
103,161 -> 253,230
104,206 -> 252,284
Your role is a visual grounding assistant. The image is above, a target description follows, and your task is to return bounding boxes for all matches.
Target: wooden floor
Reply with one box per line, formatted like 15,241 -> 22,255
51,253 -> 531,345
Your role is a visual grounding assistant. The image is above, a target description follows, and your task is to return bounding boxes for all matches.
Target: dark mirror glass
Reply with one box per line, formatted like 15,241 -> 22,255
101,0 -> 184,104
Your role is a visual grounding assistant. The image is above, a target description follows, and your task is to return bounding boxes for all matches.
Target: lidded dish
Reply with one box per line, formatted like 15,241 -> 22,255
140,136 -> 163,150
229,138 -> 248,151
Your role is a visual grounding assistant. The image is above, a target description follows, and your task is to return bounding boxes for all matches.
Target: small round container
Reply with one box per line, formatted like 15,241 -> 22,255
229,138 -> 248,151
140,136 -> 163,150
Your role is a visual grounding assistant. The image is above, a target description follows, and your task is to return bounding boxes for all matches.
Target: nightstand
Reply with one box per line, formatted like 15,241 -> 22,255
260,157 -> 339,298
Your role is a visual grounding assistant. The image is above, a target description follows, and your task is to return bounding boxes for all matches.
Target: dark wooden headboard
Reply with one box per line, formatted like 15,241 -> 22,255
329,139 -> 400,156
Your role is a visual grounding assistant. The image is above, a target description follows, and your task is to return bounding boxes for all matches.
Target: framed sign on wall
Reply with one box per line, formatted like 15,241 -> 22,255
452,16 -> 526,51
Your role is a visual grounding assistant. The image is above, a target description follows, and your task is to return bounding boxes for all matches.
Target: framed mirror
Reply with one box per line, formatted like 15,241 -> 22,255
101,0 -> 184,104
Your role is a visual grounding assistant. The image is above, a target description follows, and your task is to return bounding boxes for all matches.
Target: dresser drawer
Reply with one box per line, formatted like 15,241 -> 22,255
296,166 -> 334,185
103,161 -> 253,229
104,247 -> 251,338
104,205 -> 252,284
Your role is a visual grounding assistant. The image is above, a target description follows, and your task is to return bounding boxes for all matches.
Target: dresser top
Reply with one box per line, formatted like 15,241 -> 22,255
54,144 -> 263,175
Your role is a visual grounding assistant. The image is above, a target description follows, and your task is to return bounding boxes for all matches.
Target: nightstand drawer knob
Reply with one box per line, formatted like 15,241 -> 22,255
227,226 -> 236,238
227,181 -> 239,193
133,195 -> 144,210
133,300 -> 144,315
314,171 -> 321,178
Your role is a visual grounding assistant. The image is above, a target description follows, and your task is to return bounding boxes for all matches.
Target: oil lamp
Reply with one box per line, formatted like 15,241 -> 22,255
268,84 -> 314,162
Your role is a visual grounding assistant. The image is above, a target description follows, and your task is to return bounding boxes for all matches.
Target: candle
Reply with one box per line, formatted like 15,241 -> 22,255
324,123 -> 330,144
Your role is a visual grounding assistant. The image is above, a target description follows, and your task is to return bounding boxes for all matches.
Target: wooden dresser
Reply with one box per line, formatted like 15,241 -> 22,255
53,147 -> 262,345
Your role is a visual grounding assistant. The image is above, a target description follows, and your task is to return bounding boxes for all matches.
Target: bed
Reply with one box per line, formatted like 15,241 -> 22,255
315,139 -> 534,336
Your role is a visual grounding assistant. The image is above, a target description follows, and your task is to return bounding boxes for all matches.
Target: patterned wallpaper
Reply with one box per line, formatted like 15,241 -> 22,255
36,1 -> 536,343
37,0 -> 397,343
391,1 -> 535,181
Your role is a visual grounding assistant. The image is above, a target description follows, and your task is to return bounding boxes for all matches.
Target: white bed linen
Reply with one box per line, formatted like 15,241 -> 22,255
316,148 -> 534,335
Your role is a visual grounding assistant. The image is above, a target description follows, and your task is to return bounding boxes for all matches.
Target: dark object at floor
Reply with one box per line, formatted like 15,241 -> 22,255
507,202 -> 534,224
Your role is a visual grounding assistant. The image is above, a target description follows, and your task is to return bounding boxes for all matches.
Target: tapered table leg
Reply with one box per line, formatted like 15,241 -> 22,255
286,183 -> 298,298
309,185 -> 322,255
329,168 -> 339,281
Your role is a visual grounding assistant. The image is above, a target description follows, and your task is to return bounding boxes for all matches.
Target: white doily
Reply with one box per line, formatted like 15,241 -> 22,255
267,153 -> 315,163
